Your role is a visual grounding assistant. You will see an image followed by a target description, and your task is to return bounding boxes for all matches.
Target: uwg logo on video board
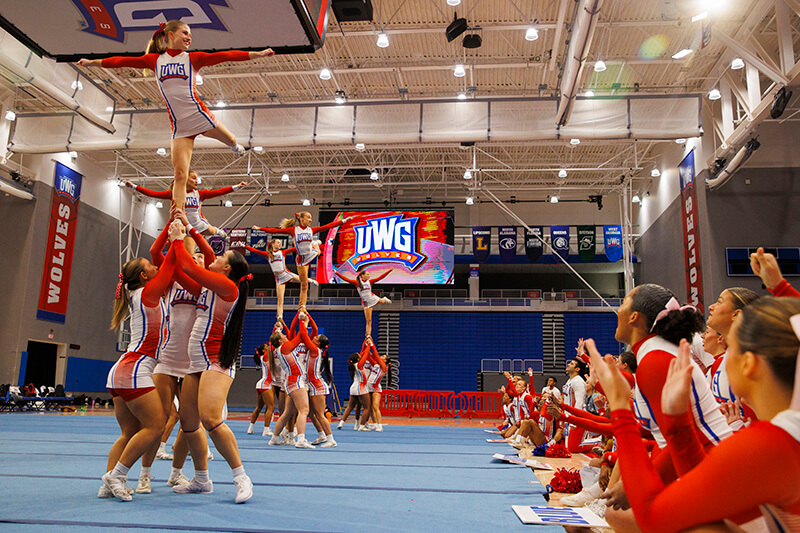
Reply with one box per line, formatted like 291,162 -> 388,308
349,214 -> 426,271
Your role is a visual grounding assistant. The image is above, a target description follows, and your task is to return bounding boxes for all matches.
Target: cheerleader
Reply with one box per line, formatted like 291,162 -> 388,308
364,340 -> 387,431
77,20 -> 274,210
247,344 -> 275,437
166,218 -> 254,503
337,351 -> 365,429
135,219 -> 214,493
268,311 -> 314,448
706,287 -> 760,427
125,172 -> 246,250
335,269 -> 393,337
254,212 -> 352,308
588,295 -> 800,532
100,235 -> 180,501
244,239 -> 318,319
296,311 -> 337,447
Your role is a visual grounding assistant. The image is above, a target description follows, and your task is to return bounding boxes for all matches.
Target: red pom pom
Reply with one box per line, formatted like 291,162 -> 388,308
545,442 -> 572,458
550,468 -> 583,493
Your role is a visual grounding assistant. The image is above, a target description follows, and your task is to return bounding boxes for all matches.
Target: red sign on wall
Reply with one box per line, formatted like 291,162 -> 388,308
679,149 -> 704,313
37,162 -> 82,323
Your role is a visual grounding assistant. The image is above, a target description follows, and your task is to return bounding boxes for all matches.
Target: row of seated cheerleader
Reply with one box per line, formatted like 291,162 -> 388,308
494,247 -> 800,532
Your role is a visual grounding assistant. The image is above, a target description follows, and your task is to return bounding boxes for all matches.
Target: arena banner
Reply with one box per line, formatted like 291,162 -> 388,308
577,226 -> 596,262
472,226 -> 492,264
550,225 -> 570,258
207,232 -> 226,256
228,228 -> 247,254
316,211 -> 455,284
37,162 -> 83,324
679,149 -> 705,312
603,225 -> 623,262
525,226 -> 544,262
246,228 -> 269,264
498,226 -> 517,263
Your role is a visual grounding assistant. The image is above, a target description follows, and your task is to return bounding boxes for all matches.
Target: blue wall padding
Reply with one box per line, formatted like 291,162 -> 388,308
563,312 -> 624,368
64,356 -> 116,392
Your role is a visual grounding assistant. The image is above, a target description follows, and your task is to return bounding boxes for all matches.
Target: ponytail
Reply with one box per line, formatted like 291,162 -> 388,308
631,284 -> 703,345
279,211 -> 310,229
218,251 -> 250,369
110,258 -> 147,330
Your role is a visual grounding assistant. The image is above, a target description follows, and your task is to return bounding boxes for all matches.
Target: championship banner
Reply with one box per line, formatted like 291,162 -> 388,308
498,226 -> 517,263
472,226 -> 491,263
577,226 -> 596,262
246,228 -> 269,264
37,162 -> 82,323
228,228 -> 247,254
550,225 -> 570,257
679,149 -> 705,312
603,225 -> 623,262
525,226 -> 544,262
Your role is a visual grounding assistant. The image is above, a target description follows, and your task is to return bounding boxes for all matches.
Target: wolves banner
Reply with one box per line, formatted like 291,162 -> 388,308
498,226 -> 517,263
525,227 -> 544,262
472,226 -> 491,263
603,225 -> 623,262
550,226 -> 570,257
37,162 -> 82,323
679,149 -> 704,312
577,226 -> 596,262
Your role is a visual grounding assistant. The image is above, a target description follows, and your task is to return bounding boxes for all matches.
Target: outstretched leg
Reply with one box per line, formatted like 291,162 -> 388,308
170,137 -> 193,210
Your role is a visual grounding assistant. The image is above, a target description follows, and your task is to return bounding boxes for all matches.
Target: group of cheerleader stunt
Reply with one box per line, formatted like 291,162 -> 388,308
245,211 -> 396,442
494,247 -> 800,532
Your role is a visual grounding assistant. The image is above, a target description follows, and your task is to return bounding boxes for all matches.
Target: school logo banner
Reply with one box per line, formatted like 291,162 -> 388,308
246,228 -> 268,264
207,232 -> 227,256
679,149 -> 704,312
498,226 -> 517,263
603,225 -> 623,262
525,226 -> 544,262
472,226 -> 491,263
37,162 -> 83,324
577,226 -> 596,262
550,225 -> 570,258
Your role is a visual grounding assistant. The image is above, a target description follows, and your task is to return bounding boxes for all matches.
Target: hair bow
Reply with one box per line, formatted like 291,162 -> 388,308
650,297 -> 697,332
238,273 -> 254,284
114,272 -> 124,300
789,314 -> 800,411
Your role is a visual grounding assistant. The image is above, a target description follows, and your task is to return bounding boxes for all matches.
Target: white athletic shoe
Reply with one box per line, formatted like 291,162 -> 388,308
585,498 -> 608,518
367,423 -> 378,430
309,279 -> 319,286
375,425 -> 384,432
232,143 -> 246,157
280,429 -> 290,439
207,449 -> 214,461
268,436 -> 286,446
234,475 -> 253,504
247,426 -> 254,434
384,297 -> 392,304
319,440 -> 337,448
97,483 -> 134,498
311,436 -> 327,445
560,484 -> 603,507
357,425 -> 371,431
156,449 -> 173,460
172,477 -> 213,494
337,421 -> 344,430
285,436 -> 296,446
262,428 -> 272,437
353,423 -> 360,431
167,472 -> 191,487
295,440 -> 315,449
135,476 -> 151,494
102,472 -> 133,502
216,228 -> 228,241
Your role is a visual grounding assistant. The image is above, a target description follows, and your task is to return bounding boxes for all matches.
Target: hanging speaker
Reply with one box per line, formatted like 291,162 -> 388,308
446,13 -> 468,42
771,86 -> 792,119
331,0 -> 374,22
462,34 -> 482,48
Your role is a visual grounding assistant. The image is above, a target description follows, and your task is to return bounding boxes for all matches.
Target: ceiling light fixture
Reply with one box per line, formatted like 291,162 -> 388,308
216,100 -> 226,107
281,173 -> 290,182
594,60 -> 607,72
155,201 -> 163,209
558,169 -> 567,178
334,91 -> 346,105
4,110 -> 15,121
585,89 -> 595,97
731,57 -> 745,70
224,200 -> 233,207
302,198 -> 311,206
68,151 -> 78,159
465,196 -> 474,205
376,32 -> 389,48
457,92 -> 467,101
463,169 -> 472,180
570,138 -> 580,145
355,143 -> 366,150
156,147 -> 167,156
319,67 -> 332,80
651,168 -> 661,177
672,48 -> 693,59
453,64 -> 466,77
195,74 -> 203,85
632,194 -> 641,203
691,12 -> 708,22
550,195 -> 559,203
447,0 -> 461,6
525,26 -> 539,41
370,169 -> 379,180
71,80 -> 83,91
253,146 -> 263,152
675,138 -> 687,144
708,88 -> 721,100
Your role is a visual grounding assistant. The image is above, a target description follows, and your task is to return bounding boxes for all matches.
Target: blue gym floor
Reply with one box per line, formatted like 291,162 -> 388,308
0,414 -> 556,532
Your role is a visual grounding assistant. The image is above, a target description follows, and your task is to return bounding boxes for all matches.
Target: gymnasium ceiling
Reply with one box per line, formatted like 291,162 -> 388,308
2,0 -> 799,206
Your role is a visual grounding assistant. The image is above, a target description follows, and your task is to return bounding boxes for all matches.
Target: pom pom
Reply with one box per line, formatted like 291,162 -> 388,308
533,443 -> 549,456
545,442 -> 571,458
549,468 -> 583,493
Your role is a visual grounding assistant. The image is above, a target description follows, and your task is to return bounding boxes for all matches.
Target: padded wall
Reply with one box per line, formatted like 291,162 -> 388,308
64,356 -> 115,393
398,312 -> 543,393
563,313 -> 624,365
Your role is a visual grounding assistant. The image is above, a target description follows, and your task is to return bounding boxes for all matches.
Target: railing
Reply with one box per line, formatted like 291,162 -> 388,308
378,389 -> 504,419
481,359 -> 543,373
